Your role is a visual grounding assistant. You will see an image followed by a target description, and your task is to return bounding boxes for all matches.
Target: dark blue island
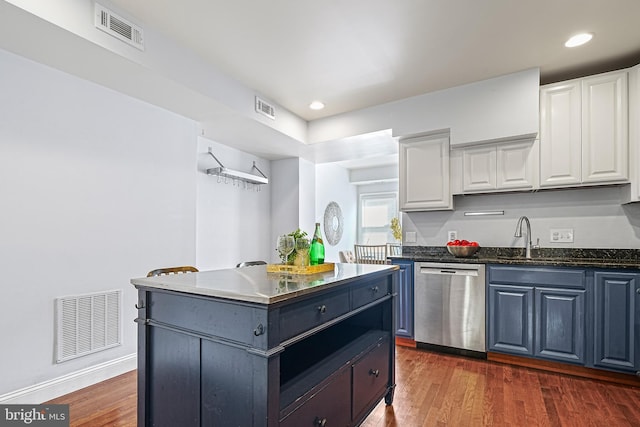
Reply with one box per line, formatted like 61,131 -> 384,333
131,263 -> 398,426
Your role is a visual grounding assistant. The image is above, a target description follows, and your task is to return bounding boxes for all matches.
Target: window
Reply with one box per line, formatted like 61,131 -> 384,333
358,192 -> 398,244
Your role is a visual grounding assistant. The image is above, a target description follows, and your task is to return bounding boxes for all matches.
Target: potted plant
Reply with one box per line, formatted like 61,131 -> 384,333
277,228 -> 309,265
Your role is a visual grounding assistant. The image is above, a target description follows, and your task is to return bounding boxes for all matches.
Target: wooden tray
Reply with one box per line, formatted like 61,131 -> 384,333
266,263 -> 335,275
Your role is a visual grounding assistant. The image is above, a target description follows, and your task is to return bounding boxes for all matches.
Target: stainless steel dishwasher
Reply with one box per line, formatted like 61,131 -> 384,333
414,262 -> 486,355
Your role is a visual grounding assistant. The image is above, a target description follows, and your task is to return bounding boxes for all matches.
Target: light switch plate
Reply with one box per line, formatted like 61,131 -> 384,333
550,228 -> 574,243
405,231 -> 417,243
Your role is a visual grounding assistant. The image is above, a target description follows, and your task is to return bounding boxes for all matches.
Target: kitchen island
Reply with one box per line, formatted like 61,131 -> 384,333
131,263 -> 398,426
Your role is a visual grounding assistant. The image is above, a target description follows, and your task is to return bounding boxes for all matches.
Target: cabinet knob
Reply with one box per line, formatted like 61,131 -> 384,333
636,288 -> 640,295
369,368 -> 380,377
314,417 -> 327,427
317,305 -> 327,314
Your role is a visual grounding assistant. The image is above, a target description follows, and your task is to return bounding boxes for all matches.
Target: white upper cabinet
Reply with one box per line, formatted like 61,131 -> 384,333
581,72 -> 628,183
625,64 -> 640,202
458,139 -> 538,194
539,81 -> 582,186
463,145 -> 496,192
540,70 -> 628,188
399,133 -> 452,211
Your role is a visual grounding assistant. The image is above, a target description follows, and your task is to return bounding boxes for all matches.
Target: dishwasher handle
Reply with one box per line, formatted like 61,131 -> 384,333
419,267 -> 479,277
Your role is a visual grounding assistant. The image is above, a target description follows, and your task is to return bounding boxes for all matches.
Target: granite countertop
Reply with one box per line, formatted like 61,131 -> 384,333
392,246 -> 640,269
131,263 -> 397,305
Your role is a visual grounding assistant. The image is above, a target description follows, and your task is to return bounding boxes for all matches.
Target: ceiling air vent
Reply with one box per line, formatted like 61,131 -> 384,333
94,3 -> 144,51
255,96 -> 276,120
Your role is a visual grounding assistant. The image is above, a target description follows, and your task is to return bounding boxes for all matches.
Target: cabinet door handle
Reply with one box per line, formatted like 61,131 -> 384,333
314,417 -> 327,427
371,286 -> 379,293
369,368 -> 380,377
636,288 -> 640,294
317,305 -> 327,314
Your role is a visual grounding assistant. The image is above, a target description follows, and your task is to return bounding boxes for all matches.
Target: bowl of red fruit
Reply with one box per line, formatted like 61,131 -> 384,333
446,239 -> 480,257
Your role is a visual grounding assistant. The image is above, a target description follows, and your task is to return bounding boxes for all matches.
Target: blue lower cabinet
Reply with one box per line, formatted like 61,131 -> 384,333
488,284 -> 534,356
592,271 -> 639,374
535,287 -> 586,364
487,265 -> 587,364
391,259 -> 414,338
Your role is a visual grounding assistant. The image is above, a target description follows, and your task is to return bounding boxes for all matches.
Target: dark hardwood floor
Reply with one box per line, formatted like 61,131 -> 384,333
46,346 -> 640,426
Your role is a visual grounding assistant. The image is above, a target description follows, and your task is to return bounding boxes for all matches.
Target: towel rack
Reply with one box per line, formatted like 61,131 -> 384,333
206,148 -> 268,185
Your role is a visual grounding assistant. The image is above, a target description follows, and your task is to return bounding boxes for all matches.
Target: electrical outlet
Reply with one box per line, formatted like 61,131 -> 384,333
405,231 -> 417,243
447,230 -> 457,241
550,228 -> 574,243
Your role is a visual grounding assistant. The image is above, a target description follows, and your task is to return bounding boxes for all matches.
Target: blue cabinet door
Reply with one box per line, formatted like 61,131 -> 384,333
391,259 -> 414,338
535,288 -> 586,364
593,271 -> 639,373
488,284 -> 534,356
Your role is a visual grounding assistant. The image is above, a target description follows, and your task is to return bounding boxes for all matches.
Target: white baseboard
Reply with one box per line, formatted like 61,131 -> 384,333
0,353 -> 137,404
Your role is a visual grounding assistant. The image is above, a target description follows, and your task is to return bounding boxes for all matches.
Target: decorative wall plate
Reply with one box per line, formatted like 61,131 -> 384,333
323,201 -> 344,246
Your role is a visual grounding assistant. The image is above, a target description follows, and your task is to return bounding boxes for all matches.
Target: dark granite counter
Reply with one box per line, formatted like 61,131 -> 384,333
391,246 -> 640,269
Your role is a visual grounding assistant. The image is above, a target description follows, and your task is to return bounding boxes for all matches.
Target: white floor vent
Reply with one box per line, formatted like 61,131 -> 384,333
55,290 -> 122,363
94,3 -> 144,50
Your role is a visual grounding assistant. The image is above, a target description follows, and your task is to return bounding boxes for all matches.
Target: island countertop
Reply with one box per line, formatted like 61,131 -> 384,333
131,263 -> 398,305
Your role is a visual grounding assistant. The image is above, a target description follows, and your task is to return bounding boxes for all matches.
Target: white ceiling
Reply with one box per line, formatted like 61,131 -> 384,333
108,0 -> 640,123
3,0 -> 640,170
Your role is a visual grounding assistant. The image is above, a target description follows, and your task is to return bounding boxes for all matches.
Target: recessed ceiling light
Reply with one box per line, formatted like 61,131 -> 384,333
309,101 -> 325,110
565,33 -> 593,48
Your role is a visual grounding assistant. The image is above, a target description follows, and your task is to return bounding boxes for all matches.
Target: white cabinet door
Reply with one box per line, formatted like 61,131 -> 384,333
497,140 -> 538,190
581,71 -> 628,183
399,134 -> 452,211
539,81 -> 582,187
463,145 -> 496,192
630,65 -> 640,200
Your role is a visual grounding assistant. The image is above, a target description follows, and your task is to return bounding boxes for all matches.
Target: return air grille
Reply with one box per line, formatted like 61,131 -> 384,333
255,96 -> 276,120
55,290 -> 121,363
95,3 -> 144,50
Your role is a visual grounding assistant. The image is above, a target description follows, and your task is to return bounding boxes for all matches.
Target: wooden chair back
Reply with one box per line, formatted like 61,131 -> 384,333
354,244 -> 388,264
236,261 -> 267,268
387,243 -> 402,256
146,266 -> 199,277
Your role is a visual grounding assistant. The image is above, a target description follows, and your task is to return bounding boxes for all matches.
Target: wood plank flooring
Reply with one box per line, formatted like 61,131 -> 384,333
46,346 -> 640,426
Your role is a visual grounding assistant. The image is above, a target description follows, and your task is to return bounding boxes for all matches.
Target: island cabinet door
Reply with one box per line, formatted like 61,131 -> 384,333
534,288 -> 586,365
488,284 -> 534,356
593,271 -> 639,373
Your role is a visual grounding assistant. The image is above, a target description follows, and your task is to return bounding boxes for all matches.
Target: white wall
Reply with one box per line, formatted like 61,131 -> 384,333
270,158 -> 316,262
0,48 -> 197,396
316,164 -> 358,262
403,186 -> 640,249
195,137 -> 272,269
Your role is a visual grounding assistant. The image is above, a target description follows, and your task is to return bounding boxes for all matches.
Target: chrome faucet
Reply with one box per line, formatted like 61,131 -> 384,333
514,216 -> 532,258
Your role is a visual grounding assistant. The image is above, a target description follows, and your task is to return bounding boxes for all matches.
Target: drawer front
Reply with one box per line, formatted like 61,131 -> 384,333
279,289 -> 350,341
352,338 -> 390,419
488,265 -> 586,289
351,278 -> 390,309
280,368 -> 351,427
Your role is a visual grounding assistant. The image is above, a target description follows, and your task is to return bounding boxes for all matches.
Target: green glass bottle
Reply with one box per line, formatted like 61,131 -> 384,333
309,223 -> 325,265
